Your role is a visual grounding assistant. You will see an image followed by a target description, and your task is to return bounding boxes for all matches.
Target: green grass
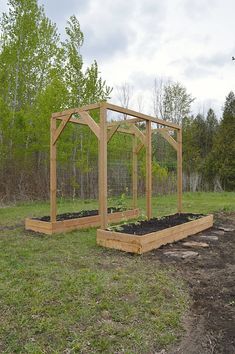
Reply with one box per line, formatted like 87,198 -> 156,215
0,192 -> 235,353
1,192 -> 235,227
0,228 -> 188,353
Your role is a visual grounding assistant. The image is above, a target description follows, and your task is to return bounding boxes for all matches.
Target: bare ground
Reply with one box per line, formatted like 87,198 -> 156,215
147,212 -> 235,354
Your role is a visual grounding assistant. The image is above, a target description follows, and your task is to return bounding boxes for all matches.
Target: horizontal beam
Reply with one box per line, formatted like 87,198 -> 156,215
105,102 -> 180,130
107,117 -> 142,126
56,116 -> 88,125
52,102 -> 101,119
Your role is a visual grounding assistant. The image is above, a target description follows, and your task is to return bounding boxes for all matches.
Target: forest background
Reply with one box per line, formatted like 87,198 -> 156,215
0,0 -> 234,203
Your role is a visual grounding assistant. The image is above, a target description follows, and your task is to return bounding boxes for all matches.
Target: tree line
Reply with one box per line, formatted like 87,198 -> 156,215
0,0 -> 234,203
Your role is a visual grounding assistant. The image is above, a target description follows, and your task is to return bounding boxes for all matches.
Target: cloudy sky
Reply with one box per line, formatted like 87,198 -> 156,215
1,0 -> 235,117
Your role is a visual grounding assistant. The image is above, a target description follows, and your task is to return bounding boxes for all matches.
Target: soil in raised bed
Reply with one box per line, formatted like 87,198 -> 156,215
111,213 -> 205,235
35,207 -> 124,222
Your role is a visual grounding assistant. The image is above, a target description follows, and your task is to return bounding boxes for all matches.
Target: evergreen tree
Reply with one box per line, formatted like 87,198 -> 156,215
212,92 -> 235,190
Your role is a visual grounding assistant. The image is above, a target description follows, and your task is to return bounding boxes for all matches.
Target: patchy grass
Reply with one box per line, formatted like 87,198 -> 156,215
1,192 -> 235,227
0,227 -> 188,353
0,192 -> 235,352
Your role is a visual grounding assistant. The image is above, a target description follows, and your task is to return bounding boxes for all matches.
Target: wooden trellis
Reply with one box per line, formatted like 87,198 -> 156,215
96,102 -> 182,230
25,101 -> 185,235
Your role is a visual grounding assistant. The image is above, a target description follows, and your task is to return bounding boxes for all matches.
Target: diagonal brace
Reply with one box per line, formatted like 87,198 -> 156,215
52,114 -> 71,145
157,129 -> 178,151
78,111 -> 100,140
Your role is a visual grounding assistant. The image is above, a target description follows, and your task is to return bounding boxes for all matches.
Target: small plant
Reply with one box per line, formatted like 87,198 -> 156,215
116,193 -> 127,211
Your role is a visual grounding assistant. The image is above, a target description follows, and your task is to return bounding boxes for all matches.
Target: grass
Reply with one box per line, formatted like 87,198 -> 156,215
0,192 -> 235,353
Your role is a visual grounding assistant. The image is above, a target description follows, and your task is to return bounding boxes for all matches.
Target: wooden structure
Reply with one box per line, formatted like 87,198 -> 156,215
25,101 -> 213,243
97,214 -> 214,254
95,103 -> 213,253
26,101 -> 144,234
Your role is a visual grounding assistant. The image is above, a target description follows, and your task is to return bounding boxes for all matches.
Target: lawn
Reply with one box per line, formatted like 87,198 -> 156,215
0,192 -> 235,353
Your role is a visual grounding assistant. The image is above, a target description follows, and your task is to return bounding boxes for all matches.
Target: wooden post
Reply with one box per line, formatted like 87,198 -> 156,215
177,128 -> 182,213
99,103 -> 108,229
50,116 -> 57,222
146,121 -> 152,219
132,135 -> 138,209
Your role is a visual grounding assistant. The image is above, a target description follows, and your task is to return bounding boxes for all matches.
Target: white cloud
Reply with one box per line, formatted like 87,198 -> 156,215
1,0 -> 234,117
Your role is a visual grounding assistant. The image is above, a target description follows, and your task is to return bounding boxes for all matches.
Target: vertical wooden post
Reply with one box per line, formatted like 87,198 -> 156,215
177,128 -> 182,213
99,103 -> 108,229
146,121 -> 152,219
50,116 -> 57,222
132,134 -> 138,209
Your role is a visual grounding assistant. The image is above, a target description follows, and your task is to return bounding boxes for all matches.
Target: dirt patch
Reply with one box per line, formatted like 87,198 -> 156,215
111,213 -> 204,235
146,212 -> 235,354
35,207 -> 124,222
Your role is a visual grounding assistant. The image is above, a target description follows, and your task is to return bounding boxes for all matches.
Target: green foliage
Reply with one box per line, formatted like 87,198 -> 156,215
0,1 -> 112,201
211,92 -> 235,190
163,82 -> 195,124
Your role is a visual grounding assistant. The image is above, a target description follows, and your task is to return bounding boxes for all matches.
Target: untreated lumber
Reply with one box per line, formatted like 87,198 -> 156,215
177,128 -> 183,213
78,111 -> 100,139
52,114 -> 71,145
105,102 -> 181,130
131,125 -> 146,146
146,121 -> 152,219
50,117 -> 57,222
132,135 -> 138,209
52,102 -> 101,118
99,103 -> 108,229
157,129 -> 178,151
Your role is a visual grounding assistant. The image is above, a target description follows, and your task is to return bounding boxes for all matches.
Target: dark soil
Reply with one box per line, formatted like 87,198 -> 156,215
112,213 -> 204,235
144,212 -> 235,354
35,207 -> 124,222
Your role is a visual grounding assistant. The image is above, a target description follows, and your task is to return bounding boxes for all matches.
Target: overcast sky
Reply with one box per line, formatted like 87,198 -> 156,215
1,0 -> 235,117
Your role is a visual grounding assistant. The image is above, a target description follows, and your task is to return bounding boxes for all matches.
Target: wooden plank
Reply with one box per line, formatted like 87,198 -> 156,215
97,238 -> 142,254
157,130 -> 178,151
78,111 -> 100,139
52,114 -> 71,145
107,117 -> 142,126
99,103 -> 108,229
106,102 -> 181,129
139,215 -> 213,245
135,142 -> 144,154
132,135 -> 138,209
25,219 -> 53,235
107,124 -> 120,142
146,121 -> 152,219
25,218 -> 52,230
177,128 -> 183,213
52,102 -> 101,118
97,229 -> 142,244
56,116 -> 89,126
131,125 -> 146,145
50,117 -> 57,222
116,127 -> 135,135
25,209 -> 139,234
141,216 -> 213,253
96,214 -> 213,254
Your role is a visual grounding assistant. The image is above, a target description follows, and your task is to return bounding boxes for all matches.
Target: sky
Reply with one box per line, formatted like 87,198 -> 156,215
1,0 -> 235,118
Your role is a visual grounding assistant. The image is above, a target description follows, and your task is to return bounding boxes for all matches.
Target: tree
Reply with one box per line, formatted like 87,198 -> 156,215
0,3 -> 113,201
163,82 -> 195,125
212,92 -> 235,190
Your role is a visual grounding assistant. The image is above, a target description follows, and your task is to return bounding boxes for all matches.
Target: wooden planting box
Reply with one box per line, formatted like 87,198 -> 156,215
97,214 -> 214,254
25,208 -> 139,235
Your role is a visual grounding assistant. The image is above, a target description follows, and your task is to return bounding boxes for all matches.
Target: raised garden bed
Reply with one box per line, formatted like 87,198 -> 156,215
25,207 -> 139,235
97,213 -> 214,254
